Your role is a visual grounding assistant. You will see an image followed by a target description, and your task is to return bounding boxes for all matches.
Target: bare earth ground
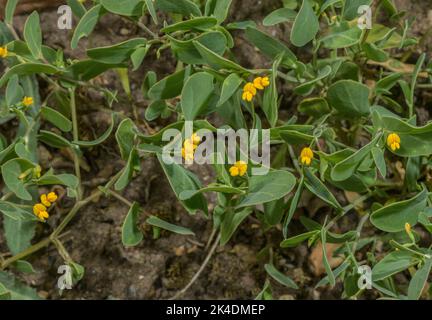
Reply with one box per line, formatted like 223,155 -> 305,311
0,0 -> 431,300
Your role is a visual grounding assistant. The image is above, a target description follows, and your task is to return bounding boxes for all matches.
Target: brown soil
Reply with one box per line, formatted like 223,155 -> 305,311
0,0 -> 430,300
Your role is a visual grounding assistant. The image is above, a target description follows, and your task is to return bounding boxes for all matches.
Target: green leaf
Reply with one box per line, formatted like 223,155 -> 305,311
245,27 -> 296,65
65,59 -> 125,81
327,80 -> 370,117
148,69 -> 186,100
407,258 -> 432,300
169,31 -> 227,65
67,0 -> 87,18
179,183 -> 245,200
220,207 -> 252,245
0,271 -> 41,300
263,8 -> 297,26
218,73 -> 242,107
41,106 -> 72,132
5,0 -> 18,25
371,146 -> 386,177
131,45 -> 150,71
321,228 -> 336,287
304,168 -> 342,211
145,100 -> 168,122
330,134 -> 380,181
114,149 -> 140,191
146,215 -> 195,235
74,113 -> 116,147
343,0 -> 371,20
370,189 -> 428,232
319,0 -> 343,14
162,17 -> 217,33
237,170 -> 296,208
38,130 -> 72,148
298,97 -> 330,117
87,38 -> 147,64
71,4 -> 104,49
193,41 -> 249,73
156,0 -> 201,16
290,0 -> 319,47
121,202 -> 143,246
362,43 -> 388,62
321,22 -> 362,49
144,0 -> 158,24
157,154 -> 208,215
6,75 -> 24,106
0,63 -> 59,87
4,216 -> 36,256
23,11 -> 42,59
372,251 -> 416,281
12,260 -> 36,274
115,118 -> 136,161
262,57 -> 280,127
181,72 -> 214,121
36,172 -> 79,190
316,260 -> 349,288
283,176 -> 304,238
0,201 -> 34,220
1,158 -> 35,201
264,264 -> 298,289
100,0 -> 144,16
294,65 -> 332,96
279,130 -> 314,145
205,0 -> 233,23
375,72 -> 403,95
280,230 -> 318,248
377,116 -> 432,157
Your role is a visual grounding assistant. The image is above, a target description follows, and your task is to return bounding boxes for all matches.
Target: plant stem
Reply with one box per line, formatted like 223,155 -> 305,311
69,88 -> 82,201
169,232 -> 221,300
1,238 -> 51,270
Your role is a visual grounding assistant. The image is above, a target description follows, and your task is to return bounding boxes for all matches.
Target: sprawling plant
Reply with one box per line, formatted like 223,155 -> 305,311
0,0 -> 431,300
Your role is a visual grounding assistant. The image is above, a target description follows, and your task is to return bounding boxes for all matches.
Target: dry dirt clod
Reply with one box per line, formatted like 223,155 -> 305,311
309,243 -> 344,277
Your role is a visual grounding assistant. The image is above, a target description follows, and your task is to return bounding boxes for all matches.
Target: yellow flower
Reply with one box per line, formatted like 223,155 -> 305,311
181,147 -> 194,161
0,47 -> 8,58
182,134 -> 201,161
33,203 -> 49,221
40,194 -> 51,207
253,76 -> 270,90
242,82 -> 257,102
191,133 -> 201,145
300,147 -> 314,166
229,161 -> 248,177
387,133 -> 401,151
22,96 -> 34,107
405,222 -> 411,235
46,192 -> 58,203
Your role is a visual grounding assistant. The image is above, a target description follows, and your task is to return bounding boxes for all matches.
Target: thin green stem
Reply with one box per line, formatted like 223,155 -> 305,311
69,88 -> 82,200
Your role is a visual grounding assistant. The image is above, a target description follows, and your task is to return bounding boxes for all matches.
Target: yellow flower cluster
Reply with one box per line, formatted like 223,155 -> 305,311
0,46 -> 8,58
300,147 -> 314,166
33,192 -> 58,222
242,76 -> 270,102
182,133 -> 201,161
387,133 -> 401,151
229,161 -> 248,177
22,96 -> 34,107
